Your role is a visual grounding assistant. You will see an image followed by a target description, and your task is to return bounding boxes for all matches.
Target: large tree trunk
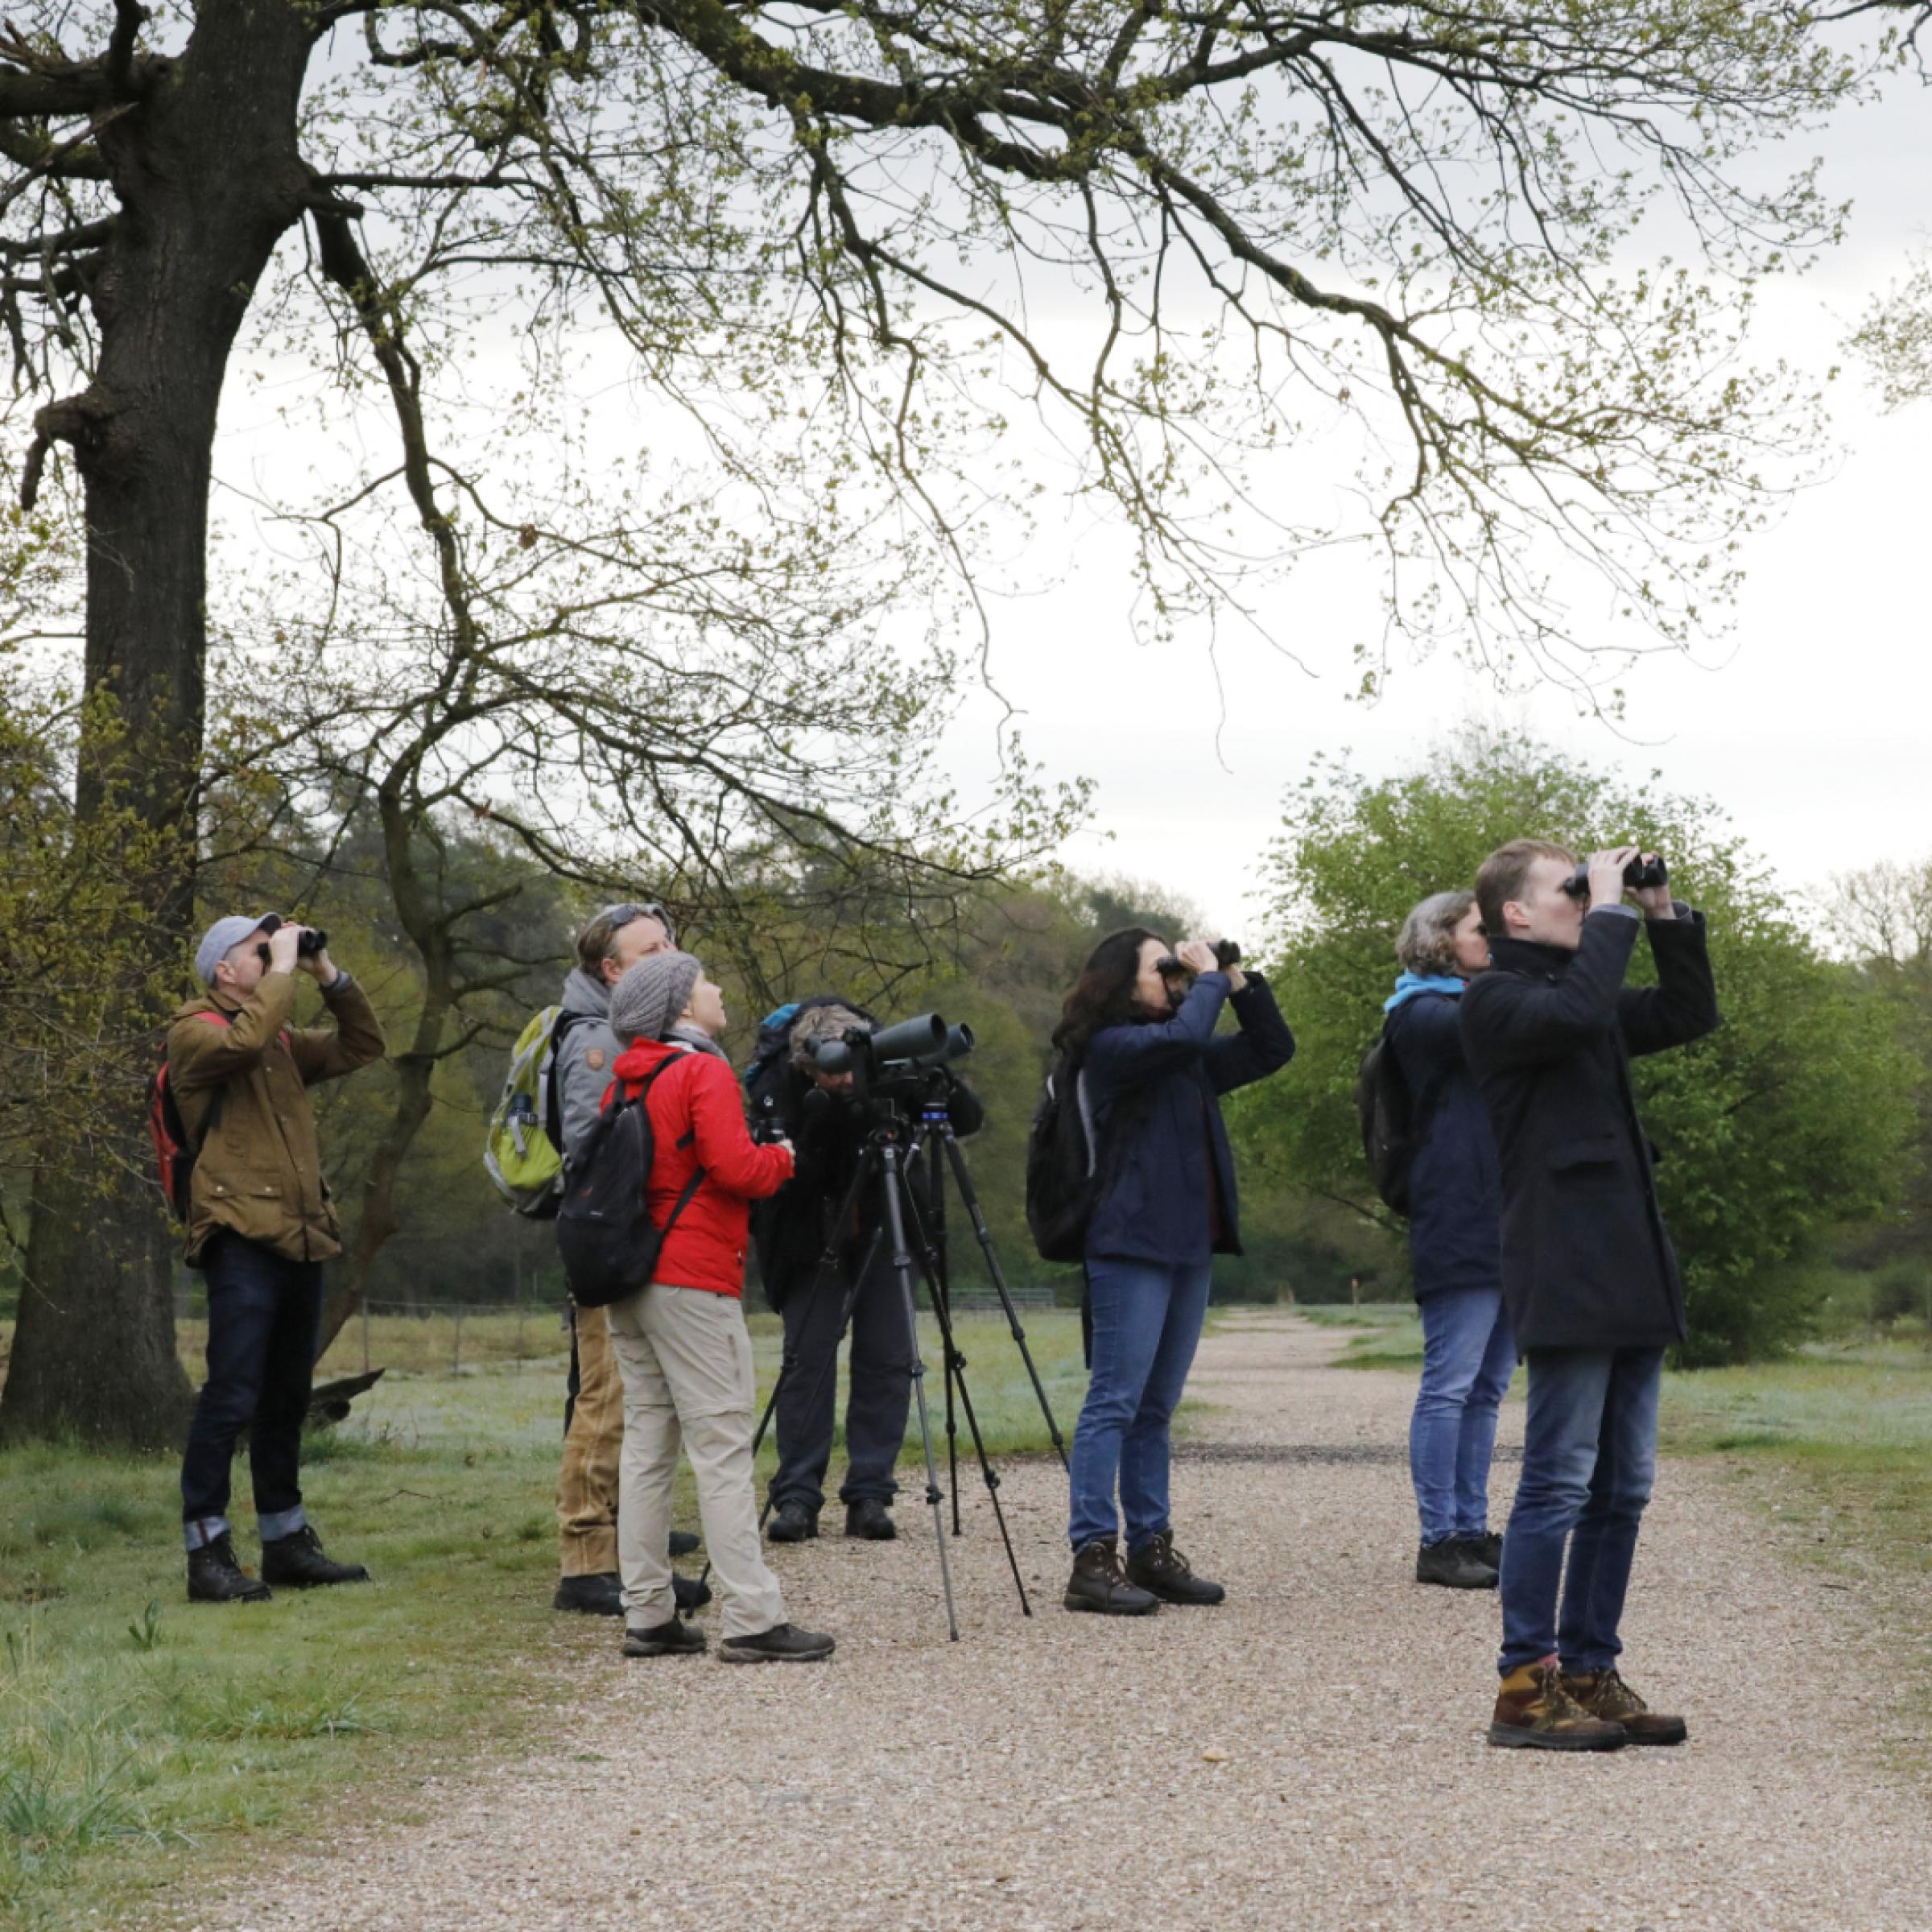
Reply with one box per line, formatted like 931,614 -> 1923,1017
0,2 -> 315,1449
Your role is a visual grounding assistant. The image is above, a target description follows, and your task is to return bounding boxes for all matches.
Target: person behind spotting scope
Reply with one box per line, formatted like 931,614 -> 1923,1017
1460,841 -> 1717,1751
1382,890 -> 1516,1592
171,914 -> 385,1603
549,900 -> 706,1620
1052,931 -> 1294,1615
751,1000 -> 985,1546
598,952 -> 835,1663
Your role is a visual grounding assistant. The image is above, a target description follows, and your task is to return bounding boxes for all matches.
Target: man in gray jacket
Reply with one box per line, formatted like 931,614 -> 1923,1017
551,900 -> 678,1615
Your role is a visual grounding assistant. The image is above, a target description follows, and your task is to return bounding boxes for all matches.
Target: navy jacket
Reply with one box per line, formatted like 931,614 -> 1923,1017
1382,990 -> 1502,1301
1083,971 -> 1294,1265
1459,907 -> 1719,1351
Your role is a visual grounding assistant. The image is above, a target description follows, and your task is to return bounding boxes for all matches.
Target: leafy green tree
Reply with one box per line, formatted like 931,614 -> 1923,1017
1239,730 -> 1919,1361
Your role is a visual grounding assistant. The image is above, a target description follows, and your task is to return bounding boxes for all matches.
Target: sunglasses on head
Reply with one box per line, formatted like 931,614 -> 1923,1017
601,901 -> 675,942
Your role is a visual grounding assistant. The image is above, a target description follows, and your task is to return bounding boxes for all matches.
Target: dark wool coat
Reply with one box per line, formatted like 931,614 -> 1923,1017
1382,991 -> 1502,1301
1458,907 -> 1719,1351
1082,971 -> 1295,1266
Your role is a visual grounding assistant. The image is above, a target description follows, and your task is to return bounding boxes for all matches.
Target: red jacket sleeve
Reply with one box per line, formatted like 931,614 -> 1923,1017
684,1056 -> 794,1199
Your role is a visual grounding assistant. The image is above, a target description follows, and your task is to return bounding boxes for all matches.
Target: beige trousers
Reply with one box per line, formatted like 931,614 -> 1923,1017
606,1283 -> 786,1639
555,1302 -> 622,1577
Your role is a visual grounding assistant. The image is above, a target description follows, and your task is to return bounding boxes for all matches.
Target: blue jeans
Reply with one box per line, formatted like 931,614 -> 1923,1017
1498,1345 -> 1665,1675
1068,1256 -> 1212,1552
1408,1287 -> 1517,1544
180,1233 -> 324,1551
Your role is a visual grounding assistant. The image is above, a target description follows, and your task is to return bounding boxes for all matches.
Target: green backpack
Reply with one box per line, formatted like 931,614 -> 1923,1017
484,1006 -> 589,1218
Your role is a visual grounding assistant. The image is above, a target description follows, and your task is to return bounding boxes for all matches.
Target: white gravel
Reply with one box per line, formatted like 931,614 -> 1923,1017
178,1312 -> 1932,1932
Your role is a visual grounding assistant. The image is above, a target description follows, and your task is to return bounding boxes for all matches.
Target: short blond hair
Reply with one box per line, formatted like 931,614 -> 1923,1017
1476,840 -> 1575,936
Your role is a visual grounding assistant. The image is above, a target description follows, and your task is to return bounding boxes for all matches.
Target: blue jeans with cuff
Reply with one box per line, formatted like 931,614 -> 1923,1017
1408,1286 -> 1517,1545
1068,1255 -> 1212,1553
1498,1344 -> 1665,1675
180,1232 -> 324,1552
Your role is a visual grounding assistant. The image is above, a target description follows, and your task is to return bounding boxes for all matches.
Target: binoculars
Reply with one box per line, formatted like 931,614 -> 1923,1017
1560,856 -> 1667,900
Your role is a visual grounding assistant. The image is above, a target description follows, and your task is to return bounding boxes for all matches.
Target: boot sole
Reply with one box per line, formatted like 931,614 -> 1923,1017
717,1640 -> 836,1663
1416,1572 -> 1498,1590
262,1573 -> 370,1589
188,1587 -> 272,1604
1487,1721 -> 1628,1752
622,1635 -> 707,1658
1618,1724 -> 1689,1747
1131,1583 -> 1226,1605
1062,1592 -> 1160,1616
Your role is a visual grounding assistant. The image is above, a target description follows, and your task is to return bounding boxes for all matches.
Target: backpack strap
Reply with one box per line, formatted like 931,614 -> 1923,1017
628,1055 -> 708,1236
543,1008 -> 592,1151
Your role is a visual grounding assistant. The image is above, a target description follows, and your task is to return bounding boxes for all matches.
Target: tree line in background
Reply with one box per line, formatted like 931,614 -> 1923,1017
4,717 -> 1926,1445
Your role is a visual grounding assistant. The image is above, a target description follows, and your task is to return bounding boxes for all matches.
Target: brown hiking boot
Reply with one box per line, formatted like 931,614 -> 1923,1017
1488,1659 -> 1628,1751
1562,1669 -> 1688,1746
1063,1536 -> 1159,1616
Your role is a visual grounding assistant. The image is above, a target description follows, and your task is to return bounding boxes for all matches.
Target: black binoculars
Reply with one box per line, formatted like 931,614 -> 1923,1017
1560,855 -> 1667,899
1157,938 -> 1242,979
253,913 -> 329,963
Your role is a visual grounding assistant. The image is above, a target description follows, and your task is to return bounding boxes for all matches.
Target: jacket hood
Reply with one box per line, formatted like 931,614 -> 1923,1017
560,965 -> 612,1019
613,1037 -> 681,1083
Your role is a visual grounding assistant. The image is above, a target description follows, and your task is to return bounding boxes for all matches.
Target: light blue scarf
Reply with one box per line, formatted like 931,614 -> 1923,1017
1383,971 -> 1467,1013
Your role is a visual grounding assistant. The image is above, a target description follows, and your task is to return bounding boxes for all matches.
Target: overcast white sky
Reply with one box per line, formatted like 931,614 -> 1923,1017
940,77 -> 1932,935
211,43 -> 1930,941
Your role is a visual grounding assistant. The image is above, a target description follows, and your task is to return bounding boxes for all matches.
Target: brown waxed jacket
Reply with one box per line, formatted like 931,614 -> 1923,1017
167,968 -> 386,1265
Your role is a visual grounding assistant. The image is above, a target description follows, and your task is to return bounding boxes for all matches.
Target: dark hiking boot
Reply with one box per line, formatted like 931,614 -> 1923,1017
673,1571 -> 712,1612
622,1617 -> 707,1658
766,1500 -> 819,1544
718,1621 -> 836,1664
844,1499 -> 897,1542
1416,1537 -> 1498,1590
1125,1530 -> 1225,1605
1468,1530 -> 1505,1571
668,1530 -> 700,1558
1562,1670 -> 1688,1747
187,1533 -> 272,1604
554,1571 -> 625,1616
1488,1660 -> 1628,1751
261,1525 -> 369,1588
1063,1537 -> 1159,1616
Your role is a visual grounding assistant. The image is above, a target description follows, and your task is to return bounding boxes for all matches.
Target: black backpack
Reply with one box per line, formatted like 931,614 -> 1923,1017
1025,1052 -> 1104,1264
1354,1026 -> 1416,1215
554,1058 -> 705,1309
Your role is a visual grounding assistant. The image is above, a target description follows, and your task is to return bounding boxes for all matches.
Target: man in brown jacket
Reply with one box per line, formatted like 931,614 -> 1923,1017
172,912 -> 385,1603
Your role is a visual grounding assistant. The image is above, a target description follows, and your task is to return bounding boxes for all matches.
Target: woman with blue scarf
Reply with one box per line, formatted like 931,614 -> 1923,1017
1384,890 -> 1515,1590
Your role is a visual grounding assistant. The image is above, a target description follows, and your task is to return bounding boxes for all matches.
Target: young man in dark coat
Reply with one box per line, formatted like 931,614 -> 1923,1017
1460,840 -> 1719,1750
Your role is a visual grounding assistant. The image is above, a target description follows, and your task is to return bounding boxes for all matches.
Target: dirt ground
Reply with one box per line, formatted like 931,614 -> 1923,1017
178,1311 -> 1932,1932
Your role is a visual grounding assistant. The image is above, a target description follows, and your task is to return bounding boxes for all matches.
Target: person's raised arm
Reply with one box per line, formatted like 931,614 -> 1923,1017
287,947 -> 385,1086
167,970 -> 299,1092
1084,971 -> 1230,1092
1618,906 -> 1719,1059
1459,913 -> 1639,1075
1206,973 -> 1296,1096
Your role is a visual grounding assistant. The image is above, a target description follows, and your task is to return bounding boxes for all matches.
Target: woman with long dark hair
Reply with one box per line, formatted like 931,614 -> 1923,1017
1055,927 -> 1294,1614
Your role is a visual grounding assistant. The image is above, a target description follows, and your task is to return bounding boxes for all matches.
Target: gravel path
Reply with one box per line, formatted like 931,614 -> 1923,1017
188,1311 -> 1930,1932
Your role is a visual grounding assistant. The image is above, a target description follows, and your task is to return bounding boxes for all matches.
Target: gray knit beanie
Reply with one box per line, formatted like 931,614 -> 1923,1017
609,951 -> 704,1046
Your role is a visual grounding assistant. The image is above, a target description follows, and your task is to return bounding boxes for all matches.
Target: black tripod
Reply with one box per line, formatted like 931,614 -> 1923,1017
711,1092 -> 1066,1639
913,1098 -> 1071,1536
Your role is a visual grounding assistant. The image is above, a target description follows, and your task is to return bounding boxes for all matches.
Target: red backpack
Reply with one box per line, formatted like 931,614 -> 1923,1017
146,1011 -> 290,1220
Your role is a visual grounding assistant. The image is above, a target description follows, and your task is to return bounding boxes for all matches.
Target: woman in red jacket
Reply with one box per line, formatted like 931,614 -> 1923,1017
600,951 -> 836,1666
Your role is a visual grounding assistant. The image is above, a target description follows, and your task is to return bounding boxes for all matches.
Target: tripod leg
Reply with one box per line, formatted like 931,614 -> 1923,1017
898,1166 -> 1032,1616
925,1131 -> 961,1534
939,1128 -> 1071,1472
877,1142 -> 960,1641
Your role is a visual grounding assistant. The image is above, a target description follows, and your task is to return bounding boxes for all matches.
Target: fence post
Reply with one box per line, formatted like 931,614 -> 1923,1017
452,1307 -> 464,1375
361,1298 -> 371,1374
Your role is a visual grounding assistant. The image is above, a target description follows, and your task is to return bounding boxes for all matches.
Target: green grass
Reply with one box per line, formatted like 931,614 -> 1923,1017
0,1307 -> 1088,1931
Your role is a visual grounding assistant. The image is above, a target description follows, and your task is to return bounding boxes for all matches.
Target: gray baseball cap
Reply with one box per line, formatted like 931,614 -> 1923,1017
194,913 -> 279,988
